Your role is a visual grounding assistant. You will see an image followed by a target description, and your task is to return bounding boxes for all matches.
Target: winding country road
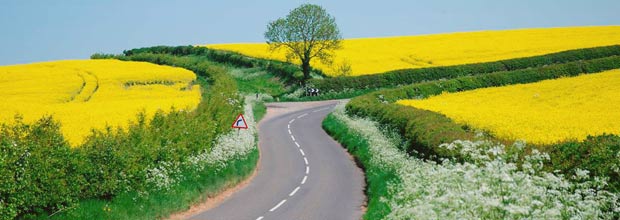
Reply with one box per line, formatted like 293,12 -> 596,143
189,100 -> 365,220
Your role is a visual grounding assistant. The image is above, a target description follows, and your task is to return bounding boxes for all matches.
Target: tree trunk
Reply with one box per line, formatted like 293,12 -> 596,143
301,59 -> 311,86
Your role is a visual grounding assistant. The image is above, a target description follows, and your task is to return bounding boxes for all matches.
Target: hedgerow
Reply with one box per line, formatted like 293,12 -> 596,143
110,45 -> 325,84
346,55 -> 620,189
311,45 -> 620,93
0,52 -> 249,219
325,104 -> 620,219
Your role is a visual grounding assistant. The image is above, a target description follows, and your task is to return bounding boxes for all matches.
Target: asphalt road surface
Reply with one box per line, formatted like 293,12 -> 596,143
189,100 -> 365,220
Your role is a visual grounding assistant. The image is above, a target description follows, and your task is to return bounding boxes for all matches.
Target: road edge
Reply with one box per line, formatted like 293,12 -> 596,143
171,100 -> 362,219
166,150 -> 261,220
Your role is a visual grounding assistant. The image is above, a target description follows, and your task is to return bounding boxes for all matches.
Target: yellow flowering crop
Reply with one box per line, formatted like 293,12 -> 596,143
397,69 -> 620,145
208,26 -> 620,76
0,60 -> 201,146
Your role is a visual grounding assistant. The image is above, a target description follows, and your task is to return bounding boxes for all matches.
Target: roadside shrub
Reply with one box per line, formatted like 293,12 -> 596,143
1,52 -> 243,219
548,135 -> 620,191
49,95 -> 259,220
328,104 -> 620,219
0,117 -> 84,220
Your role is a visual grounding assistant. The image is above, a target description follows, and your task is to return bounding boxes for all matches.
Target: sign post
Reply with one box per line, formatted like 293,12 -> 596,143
231,114 -> 248,134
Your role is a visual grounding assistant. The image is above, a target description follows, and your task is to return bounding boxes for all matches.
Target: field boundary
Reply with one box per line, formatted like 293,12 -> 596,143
308,45 -> 620,97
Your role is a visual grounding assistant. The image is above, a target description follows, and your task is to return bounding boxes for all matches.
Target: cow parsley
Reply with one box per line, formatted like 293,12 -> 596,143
145,96 -> 258,190
332,103 -> 620,219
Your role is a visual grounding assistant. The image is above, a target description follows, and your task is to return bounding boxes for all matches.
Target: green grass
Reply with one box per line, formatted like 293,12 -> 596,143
45,148 -> 258,220
253,101 -> 267,123
322,114 -> 398,220
228,67 -> 289,97
223,66 -> 275,123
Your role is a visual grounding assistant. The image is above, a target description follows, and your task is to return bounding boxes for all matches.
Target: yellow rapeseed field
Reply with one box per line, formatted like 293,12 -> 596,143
397,69 -> 620,145
0,60 -> 201,146
208,26 -> 620,76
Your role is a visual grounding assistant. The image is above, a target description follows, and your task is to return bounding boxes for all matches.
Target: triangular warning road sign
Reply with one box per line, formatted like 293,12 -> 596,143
232,114 -> 248,129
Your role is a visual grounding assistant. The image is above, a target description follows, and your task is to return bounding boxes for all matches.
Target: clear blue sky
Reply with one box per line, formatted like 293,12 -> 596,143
1,0 -> 619,65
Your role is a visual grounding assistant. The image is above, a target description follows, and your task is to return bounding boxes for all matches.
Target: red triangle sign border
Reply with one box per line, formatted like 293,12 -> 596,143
232,113 -> 249,129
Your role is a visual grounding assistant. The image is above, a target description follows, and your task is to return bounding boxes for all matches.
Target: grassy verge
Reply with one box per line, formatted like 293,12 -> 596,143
49,149 -> 258,220
324,104 -> 619,219
224,66 -> 278,122
322,114 -> 397,219
228,67 -> 288,97
253,101 -> 267,123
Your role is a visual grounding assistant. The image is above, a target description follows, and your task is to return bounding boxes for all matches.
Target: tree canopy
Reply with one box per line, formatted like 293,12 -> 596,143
264,4 -> 342,85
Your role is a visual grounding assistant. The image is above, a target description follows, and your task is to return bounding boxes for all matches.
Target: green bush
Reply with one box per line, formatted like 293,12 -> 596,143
0,117 -> 84,220
346,96 -> 473,159
312,45 -> 620,93
548,135 -> 620,191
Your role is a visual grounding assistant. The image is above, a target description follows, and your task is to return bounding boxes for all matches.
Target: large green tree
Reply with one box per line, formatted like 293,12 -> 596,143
264,4 -> 342,85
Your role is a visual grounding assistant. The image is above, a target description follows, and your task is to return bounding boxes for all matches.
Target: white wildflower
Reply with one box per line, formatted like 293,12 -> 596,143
283,88 -> 305,99
186,95 -> 257,170
575,168 -> 590,180
146,95 -> 258,190
330,102 -> 620,219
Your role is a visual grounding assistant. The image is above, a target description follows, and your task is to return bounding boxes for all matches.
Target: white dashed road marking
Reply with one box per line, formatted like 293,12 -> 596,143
312,107 -> 330,113
269,199 -> 287,212
289,186 -> 300,196
256,106 -> 333,220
